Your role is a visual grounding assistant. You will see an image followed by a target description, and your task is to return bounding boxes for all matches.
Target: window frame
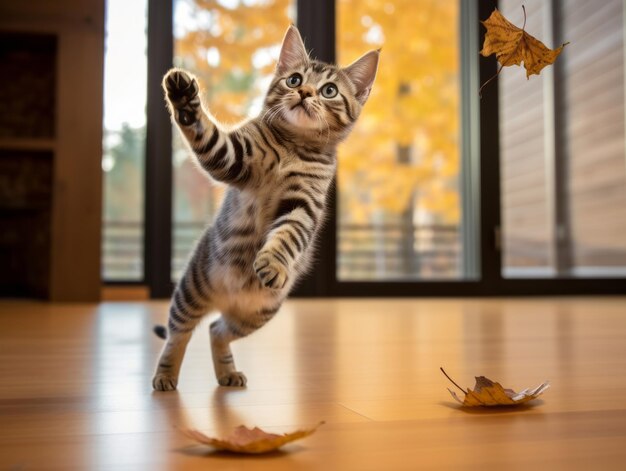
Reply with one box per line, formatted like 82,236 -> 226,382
134,0 -> 626,297
144,0 -> 174,297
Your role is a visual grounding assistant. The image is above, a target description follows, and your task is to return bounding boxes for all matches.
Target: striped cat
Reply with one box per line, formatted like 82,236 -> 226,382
153,26 -> 379,390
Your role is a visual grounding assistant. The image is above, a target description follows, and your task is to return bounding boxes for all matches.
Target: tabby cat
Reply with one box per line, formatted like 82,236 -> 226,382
153,26 -> 379,390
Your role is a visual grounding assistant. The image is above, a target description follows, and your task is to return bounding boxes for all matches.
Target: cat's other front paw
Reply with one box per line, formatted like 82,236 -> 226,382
152,373 -> 178,391
163,68 -> 199,105
254,251 -> 289,289
218,371 -> 248,387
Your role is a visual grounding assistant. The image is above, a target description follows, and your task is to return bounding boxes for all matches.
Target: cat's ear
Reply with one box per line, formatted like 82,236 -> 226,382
342,49 -> 380,105
277,25 -> 309,74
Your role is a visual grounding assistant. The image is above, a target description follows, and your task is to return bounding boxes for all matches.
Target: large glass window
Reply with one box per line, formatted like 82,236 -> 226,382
336,0 -> 463,280
102,0 -> 148,280
101,1 -> 625,294
500,0 -> 626,278
171,0 -> 294,280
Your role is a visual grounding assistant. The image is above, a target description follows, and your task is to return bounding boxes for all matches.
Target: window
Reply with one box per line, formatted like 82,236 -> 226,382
336,0 -> 465,281
102,0 -> 148,280
105,0 -> 626,296
500,0 -> 626,278
171,0 -> 294,280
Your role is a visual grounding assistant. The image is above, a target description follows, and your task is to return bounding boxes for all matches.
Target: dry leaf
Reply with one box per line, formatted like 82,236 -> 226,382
182,422 -> 324,454
441,367 -> 549,407
479,6 -> 569,94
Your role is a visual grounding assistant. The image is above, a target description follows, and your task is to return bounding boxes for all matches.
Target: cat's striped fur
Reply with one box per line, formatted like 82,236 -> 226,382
153,26 -> 379,390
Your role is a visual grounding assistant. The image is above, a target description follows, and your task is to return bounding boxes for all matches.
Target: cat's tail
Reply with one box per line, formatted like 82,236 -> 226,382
153,325 -> 168,340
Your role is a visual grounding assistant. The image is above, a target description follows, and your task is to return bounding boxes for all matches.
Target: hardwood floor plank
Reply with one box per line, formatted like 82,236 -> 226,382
1,298 -> 626,469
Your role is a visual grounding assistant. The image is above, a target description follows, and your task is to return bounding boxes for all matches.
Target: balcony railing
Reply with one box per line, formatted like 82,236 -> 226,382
337,223 -> 461,280
102,221 -> 462,281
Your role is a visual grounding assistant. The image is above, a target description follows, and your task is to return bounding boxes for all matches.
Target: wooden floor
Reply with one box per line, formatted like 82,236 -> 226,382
1,298 -> 626,470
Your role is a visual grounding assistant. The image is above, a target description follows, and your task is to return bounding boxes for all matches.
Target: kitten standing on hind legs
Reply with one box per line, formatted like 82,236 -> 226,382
152,25 -> 379,391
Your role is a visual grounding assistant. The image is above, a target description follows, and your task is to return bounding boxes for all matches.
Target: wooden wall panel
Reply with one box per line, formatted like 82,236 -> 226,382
560,0 -> 626,268
499,0 -> 551,270
500,0 -> 626,273
0,0 -> 105,301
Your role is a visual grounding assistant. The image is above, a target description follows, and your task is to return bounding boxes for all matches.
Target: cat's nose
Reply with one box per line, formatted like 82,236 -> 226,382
298,86 -> 315,99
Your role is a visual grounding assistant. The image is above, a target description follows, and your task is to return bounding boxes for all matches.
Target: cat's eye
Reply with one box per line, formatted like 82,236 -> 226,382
321,83 -> 338,99
286,73 -> 302,88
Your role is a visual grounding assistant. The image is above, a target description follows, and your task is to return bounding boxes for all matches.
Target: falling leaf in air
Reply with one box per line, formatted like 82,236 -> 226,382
441,367 -> 550,407
479,6 -> 569,95
182,422 -> 324,454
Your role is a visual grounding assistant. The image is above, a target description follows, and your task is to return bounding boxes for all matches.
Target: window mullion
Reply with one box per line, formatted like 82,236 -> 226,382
145,0 -> 174,298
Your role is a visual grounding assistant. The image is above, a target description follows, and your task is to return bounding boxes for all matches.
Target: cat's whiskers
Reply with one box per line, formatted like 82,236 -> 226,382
269,98 -> 292,128
263,110 -> 282,131
265,105 -> 284,128
262,103 -> 283,125
313,105 -> 331,146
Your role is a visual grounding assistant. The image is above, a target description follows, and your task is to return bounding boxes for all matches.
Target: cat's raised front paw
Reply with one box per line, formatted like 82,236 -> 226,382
163,69 -> 199,105
152,373 -> 178,391
218,371 -> 248,387
254,251 -> 289,289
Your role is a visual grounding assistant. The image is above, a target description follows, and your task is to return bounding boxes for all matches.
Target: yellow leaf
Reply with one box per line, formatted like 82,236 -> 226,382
182,422 -> 324,454
479,7 -> 568,93
441,368 -> 550,407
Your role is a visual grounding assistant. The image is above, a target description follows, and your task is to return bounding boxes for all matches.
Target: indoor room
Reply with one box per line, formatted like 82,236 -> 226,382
1,0 -> 625,469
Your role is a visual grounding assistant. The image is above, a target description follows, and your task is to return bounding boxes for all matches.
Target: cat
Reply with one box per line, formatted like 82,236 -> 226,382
153,25 -> 379,390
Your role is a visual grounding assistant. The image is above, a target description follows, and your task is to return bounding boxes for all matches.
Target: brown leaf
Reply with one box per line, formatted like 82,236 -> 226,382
441,367 -> 549,407
479,7 -> 569,94
182,422 -> 324,454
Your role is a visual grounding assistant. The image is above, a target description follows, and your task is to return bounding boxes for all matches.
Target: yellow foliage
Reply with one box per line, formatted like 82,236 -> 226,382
175,0 -> 461,225
338,0 -> 460,225
175,0 -> 292,124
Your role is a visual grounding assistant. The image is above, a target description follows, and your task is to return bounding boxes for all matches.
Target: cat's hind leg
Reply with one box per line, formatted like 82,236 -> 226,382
209,305 -> 281,387
209,317 -> 247,387
152,263 -> 213,391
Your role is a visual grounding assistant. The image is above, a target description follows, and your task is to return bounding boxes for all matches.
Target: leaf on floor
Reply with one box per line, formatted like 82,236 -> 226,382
479,6 -> 569,95
182,421 -> 324,454
441,367 -> 549,407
